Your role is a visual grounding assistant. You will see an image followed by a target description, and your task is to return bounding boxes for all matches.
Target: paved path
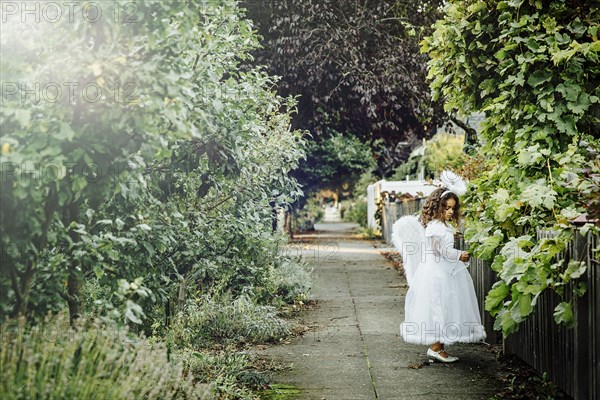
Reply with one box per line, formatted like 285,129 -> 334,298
258,222 -> 503,400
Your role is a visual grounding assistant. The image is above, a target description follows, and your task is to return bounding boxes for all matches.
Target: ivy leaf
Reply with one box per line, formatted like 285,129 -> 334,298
556,82 -> 580,102
527,69 -> 552,87
492,188 -> 510,204
574,282 -> 587,297
495,203 -> 515,222
561,260 -> 587,281
566,92 -> 590,115
490,254 -> 506,273
473,229 -> 504,259
92,265 -> 104,279
517,144 -> 545,166
520,179 -> 557,209
499,236 -> 533,282
553,301 -> 575,328
516,293 -> 533,322
498,308 -> 519,336
542,16 -> 557,33
485,281 -> 509,315
125,300 -> 144,324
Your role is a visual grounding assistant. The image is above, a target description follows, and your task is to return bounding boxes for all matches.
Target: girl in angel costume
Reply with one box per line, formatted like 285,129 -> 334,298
392,171 -> 486,363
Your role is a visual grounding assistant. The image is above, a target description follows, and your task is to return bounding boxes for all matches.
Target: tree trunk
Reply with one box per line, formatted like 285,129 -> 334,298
165,301 -> 171,327
449,115 -> 478,154
284,211 -> 294,239
9,263 -> 35,318
66,269 -> 82,325
67,202 -> 82,326
270,200 -> 278,232
177,276 -> 187,314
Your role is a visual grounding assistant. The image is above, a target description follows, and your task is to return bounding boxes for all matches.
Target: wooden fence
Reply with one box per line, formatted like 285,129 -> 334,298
381,199 -> 425,244
502,229 -> 599,400
383,201 -> 599,400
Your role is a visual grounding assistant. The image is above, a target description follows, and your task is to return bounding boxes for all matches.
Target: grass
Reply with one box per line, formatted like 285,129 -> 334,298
257,384 -> 302,400
357,226 -> 382,240
1,317 -> 211,399
167,295 -> 290,350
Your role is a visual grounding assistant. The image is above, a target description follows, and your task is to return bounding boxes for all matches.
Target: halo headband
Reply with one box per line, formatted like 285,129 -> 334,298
439,170 -> 467,196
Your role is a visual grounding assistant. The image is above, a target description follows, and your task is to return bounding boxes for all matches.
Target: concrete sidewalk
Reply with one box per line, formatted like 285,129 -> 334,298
257,222 -> 503,400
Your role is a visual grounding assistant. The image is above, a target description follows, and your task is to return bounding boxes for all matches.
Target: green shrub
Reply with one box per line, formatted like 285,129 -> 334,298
343,200 -> 368,227
266,257 -> 312,304
294,198 -> 324,232
176,350 -> 268,399
0,317 -> 211,400
168,296 -> 290,349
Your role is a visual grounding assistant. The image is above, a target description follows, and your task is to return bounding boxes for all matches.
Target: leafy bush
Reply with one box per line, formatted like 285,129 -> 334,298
265,257 -> 313,304
167,296 -> 290,349
294,198 -> 324,232
0,0 -> 305,328
343,200 -> 368,227
422,132 -> 466,174
390,132 -> 465,180
0,317 -> 211,400
176,350 -> 267,399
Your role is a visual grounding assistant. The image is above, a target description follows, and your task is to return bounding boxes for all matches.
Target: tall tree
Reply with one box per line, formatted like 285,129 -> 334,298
243,0 -> 448,176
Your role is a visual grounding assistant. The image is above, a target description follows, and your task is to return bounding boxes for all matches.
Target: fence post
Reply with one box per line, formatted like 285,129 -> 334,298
572,227 -> 592,400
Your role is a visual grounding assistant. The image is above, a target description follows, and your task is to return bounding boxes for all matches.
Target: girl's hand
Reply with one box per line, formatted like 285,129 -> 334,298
459,252 -> 470,262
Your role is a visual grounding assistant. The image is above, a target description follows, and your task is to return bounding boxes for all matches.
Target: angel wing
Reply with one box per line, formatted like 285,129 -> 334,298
391,215 -> 425,286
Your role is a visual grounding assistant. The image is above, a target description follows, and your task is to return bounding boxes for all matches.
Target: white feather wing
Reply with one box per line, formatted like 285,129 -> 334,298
391,215 -> 425,286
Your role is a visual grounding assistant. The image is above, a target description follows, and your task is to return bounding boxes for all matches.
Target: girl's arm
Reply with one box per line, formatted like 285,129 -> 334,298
430,235 -> 467,263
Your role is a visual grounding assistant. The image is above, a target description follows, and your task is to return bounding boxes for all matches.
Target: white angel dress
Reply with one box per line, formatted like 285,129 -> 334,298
392,217 -> 486,345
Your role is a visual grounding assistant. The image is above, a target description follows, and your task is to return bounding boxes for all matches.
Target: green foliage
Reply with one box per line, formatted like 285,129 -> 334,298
351,169 -> 379,200
357,226 -> 383,240
391,132 -> 466,179
294,130 -> 375,198
425,0 -> 600,336
422,133 -> 466,175
1,317 -> 211,399
0,2 -> 312,396
167,296 -> 290,349
343,200 -> 369,228
263,258 -> 313,305
244,0 -> 448,175
0,0 -> 306,326
177,350 -> 265,399
390,154 -> 421,181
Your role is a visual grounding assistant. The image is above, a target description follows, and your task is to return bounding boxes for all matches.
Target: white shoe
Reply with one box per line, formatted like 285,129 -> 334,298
427,348 -> 459,363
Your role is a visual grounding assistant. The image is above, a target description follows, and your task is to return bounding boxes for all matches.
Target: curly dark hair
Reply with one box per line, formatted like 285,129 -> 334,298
419,187 -> 461,227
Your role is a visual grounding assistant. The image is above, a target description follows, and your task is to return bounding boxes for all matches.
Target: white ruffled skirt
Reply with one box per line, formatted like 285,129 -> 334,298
400,260 -> 486,345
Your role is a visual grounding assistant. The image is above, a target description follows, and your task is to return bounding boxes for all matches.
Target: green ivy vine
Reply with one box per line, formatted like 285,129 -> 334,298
423,0 -> 599,336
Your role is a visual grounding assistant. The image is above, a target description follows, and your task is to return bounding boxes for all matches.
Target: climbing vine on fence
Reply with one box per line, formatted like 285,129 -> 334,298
423,0 -> 599,335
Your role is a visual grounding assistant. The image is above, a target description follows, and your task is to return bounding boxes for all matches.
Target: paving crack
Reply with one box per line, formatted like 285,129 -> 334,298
344,265 -> 379,399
